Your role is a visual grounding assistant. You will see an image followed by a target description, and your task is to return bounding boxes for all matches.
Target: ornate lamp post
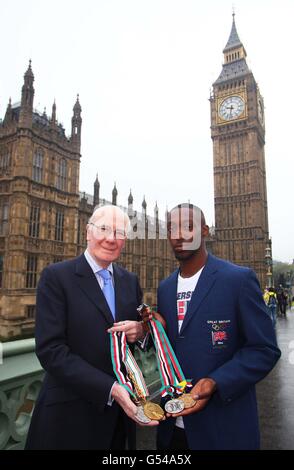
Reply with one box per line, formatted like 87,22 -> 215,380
265,242 -> 273,288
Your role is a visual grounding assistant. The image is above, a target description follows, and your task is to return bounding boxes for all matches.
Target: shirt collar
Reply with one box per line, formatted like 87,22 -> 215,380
84,249 -> 113,276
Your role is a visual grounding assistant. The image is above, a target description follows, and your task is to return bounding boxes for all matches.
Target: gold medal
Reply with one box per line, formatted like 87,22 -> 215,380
143,401 -> 165,421
178,393 -> 197,409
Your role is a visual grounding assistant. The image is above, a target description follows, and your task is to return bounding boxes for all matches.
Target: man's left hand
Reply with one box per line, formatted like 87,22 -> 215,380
166,378 -> 217,418
107,320 -> 144,343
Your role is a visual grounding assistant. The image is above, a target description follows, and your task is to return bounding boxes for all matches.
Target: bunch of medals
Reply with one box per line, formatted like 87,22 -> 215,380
109,329 -> 165,423
137,304 -> 197,415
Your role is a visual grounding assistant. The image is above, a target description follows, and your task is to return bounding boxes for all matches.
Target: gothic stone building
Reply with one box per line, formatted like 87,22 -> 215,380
210,15 -> 271,288
0,63 -> 177,340
0,16 -> 271,339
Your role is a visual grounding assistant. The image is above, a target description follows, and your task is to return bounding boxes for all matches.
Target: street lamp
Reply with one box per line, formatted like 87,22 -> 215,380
265,242 -> 273,288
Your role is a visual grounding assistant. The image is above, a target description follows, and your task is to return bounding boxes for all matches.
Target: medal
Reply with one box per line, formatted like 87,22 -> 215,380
128,371 -> 164,421
164,398 -> 185,414
137,304 -> 195,414
143,401 -> 165,421
135,405 -> 152,424
110,330 -> 164,422
178,393 -> 197,409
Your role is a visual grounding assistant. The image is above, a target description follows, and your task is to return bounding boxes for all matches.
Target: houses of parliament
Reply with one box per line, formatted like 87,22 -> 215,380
0,16 -> 271,340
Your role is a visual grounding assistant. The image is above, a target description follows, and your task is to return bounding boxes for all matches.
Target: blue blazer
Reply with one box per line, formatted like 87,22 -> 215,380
25,254 -> 142,450
157,254 -> 281,450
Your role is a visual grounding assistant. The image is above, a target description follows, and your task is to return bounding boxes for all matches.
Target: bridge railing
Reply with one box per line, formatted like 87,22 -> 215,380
0,339 -> 160,450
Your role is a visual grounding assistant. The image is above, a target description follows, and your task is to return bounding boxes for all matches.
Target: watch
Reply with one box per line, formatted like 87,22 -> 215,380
218,95 -> 245,121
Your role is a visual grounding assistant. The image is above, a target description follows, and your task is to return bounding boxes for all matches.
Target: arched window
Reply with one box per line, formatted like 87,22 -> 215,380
29,201 -> 40,238
26,254 -> 38,288
55,208 -> 64,241
57,158 -> 67,191
0,147 -> 10,175
33,149 -> 44,183
0,202 -> 9,236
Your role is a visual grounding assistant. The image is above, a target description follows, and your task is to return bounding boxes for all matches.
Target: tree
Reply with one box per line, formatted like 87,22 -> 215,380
273,261 -> 294,288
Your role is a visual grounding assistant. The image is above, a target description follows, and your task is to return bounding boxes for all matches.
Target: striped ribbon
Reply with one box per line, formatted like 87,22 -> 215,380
110,330 -> 149,401
149,318 -> 190,397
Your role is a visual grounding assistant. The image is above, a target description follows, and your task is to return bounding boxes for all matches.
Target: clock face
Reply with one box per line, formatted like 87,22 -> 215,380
218,95 -> 245,121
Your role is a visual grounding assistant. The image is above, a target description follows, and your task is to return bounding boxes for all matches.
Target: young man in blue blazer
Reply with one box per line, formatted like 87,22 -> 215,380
156,203 -> 281,450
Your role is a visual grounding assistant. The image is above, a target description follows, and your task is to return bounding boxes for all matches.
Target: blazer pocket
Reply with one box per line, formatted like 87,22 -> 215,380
44,387 -> 80,406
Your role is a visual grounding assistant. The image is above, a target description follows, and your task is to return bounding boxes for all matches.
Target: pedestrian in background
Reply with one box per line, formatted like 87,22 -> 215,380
265,287 -> 278,328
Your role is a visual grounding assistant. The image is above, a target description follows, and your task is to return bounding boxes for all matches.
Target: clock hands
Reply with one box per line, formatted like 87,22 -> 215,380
219,95 -> 245,121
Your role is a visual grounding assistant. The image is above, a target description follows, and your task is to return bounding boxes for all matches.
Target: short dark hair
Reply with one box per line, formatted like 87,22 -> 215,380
168,203 -> 206,226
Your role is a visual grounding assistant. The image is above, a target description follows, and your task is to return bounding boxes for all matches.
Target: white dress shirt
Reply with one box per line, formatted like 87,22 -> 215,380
84,248 -> 114,288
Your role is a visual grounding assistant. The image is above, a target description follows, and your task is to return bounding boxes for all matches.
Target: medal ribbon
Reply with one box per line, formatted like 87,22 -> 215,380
149,318 -> 172,391
149,318 -> 188,397
110,331 -> 149,401
110,330 -> 134,397
122,332 -> 149,398
156,320 -> 188,392
148,318 -> 191,397
150,319 -> 178,392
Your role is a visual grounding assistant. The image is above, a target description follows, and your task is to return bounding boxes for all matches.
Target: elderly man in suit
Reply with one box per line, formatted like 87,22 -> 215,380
25,205 -> 157,450
156,203 -> 281,450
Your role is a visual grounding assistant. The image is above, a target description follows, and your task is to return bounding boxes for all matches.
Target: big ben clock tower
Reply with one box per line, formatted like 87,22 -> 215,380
210,14 -> 270,287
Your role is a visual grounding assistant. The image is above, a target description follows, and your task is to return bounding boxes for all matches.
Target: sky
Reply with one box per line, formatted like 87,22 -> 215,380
0,0 -> 293,263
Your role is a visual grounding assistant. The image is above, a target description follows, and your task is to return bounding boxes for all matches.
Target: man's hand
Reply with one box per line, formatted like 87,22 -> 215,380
166,378 -> 217,418
111,383 -> 160,426
140,308 -> 167,331
108,320 -> 144,343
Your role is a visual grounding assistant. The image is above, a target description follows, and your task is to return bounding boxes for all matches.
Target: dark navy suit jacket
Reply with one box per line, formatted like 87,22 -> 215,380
157,254 -> 281,450
25,254 -> 142,450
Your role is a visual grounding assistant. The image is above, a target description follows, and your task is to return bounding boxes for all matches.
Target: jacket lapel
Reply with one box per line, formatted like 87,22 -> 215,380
180,254 -> 219,335
74,254 -> 114,325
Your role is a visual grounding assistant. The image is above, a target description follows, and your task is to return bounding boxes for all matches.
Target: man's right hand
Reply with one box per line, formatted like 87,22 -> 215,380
140,309 -> 167,330
111,383 -> 160,426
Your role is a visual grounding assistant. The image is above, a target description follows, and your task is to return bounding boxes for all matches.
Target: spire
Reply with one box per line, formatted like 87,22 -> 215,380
128,189 -> 133,205
24,59 -> 34,80
93,173 -> 100,207
71,94 -> 82,151
112,182 -> 118,205
4,97 -> 13,124
165,205 -> 169,222
127,189 -> 134,217
223,13 -> 242,52
51,100 -> 56,125
142,195 -> 147,211
154,201 -> 159,236
214,14 -> 249,85
94,173 -> 99,187
21,60 -> 35,103
73,94 -> 82,114
19,60 -> 35,127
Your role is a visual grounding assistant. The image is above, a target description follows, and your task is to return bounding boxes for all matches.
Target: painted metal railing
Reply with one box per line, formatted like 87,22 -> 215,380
0,339 -> 159,450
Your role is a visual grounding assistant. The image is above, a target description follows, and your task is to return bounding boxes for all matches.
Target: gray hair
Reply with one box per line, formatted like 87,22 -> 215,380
88,204 -> 131,234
